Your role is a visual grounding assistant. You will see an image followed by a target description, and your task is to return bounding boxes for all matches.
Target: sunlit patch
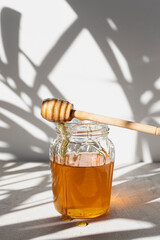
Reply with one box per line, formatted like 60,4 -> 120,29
0,153 -> 16,160
0,81 -> 30,112
20,92 -> 32,107
127,173 -> 157,179
151,167 -> 160,172
7,77 -> 17,89
5,162 -> 44,172
149,100 -> 160,114
4,175 -> 46,191
107,38 -> 133,83
152,117 -> 160,125
112,180 -> 128,186
0,73 -> 5,82
0,190 -> 9,196
142,55 -> 150,63
141,137 -> 152,163
113,163 -> 143,180
19,52 -> 36,88
0,107 -> 49,142
90,218 -> 155,232
133,236 -> 160,240
0,19 -> 8,64
33,105 -> 41,120
49,28 -> 117,95
106,18 -> 118,31
107,219 -> 155,230
30,145 -> 44,154
154,76 -> 160,89
33,105 -> 55,129
13,190 -> 52,211
0,120 -> 10,128
19,0 -> 78,65
140,90 -> 153,105
146,197 -> 160,204
111,195 -> 134,207
0,193 -> 10,201
3,162 -> 16,168
111,192 -> 120,200
0,141 -> 9,148
37,84 -> 54,101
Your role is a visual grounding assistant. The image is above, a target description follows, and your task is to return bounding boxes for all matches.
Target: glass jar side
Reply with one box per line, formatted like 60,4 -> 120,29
49,120 -> 115,219
49,121 -> 115,167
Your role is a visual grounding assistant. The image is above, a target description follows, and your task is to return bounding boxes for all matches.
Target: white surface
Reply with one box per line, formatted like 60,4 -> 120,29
0,0 -> 160,165
0,161 -> 160,240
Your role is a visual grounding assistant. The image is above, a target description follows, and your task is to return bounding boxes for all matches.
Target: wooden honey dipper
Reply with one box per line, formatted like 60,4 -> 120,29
41,98 -> 160,136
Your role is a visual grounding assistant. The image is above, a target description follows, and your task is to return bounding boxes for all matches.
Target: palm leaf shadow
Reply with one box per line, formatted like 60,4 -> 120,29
66,0 -> 160,162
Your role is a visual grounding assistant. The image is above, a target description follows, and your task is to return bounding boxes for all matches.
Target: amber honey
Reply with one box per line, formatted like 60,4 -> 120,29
50,153 -> 114,219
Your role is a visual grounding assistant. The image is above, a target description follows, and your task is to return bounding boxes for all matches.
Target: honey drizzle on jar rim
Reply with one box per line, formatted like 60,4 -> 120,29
57,122 -> 108,164
57,123 -> 69,164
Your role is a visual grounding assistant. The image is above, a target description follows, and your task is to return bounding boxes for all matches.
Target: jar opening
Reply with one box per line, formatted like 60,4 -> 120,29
56,119 -> 109,137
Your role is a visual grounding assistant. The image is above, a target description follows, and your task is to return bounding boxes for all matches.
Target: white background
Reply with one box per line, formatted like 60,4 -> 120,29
0,0 -> 160,165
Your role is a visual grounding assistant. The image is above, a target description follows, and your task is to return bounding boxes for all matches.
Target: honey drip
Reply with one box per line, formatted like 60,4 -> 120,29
76,221 -> 88,227
60,215 -> 73,222
57,123 -> 69,164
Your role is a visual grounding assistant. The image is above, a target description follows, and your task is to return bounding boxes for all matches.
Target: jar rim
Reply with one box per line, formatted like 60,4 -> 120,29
57,119 -> 109,137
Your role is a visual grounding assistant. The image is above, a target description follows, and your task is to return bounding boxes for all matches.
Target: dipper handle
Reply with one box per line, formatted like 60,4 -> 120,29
41,98 -> 160,136
73,110 -> 160,136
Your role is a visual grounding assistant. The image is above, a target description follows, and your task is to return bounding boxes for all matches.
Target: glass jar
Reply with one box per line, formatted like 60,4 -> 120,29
49,119 -> 115,219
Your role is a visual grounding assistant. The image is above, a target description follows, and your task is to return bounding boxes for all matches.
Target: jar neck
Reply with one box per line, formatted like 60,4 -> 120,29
56,120 -> 109,142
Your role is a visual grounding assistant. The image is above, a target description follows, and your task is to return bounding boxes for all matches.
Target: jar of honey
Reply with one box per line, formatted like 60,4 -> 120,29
49,119 -> 115,219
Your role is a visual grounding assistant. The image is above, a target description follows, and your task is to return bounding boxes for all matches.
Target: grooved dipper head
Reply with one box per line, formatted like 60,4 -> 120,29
41,98 -> 73,122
